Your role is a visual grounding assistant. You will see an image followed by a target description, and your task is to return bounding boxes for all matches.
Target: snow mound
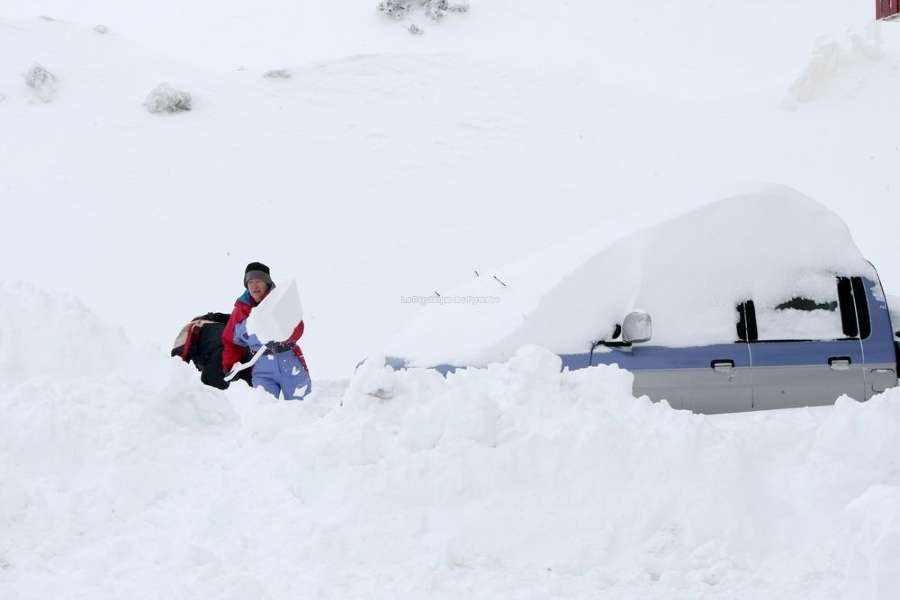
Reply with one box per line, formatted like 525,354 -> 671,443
785,24 -> 885,106
0,281 -> 130,385
3,344 -> 900,597
388,185 -> 872,366
144,83 -> 192,114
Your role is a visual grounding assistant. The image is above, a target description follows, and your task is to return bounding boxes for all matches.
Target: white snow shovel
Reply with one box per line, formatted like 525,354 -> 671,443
224,278 -> 304,382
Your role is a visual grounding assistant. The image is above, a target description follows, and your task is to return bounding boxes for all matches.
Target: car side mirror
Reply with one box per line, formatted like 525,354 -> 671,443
622,311 -> 652,344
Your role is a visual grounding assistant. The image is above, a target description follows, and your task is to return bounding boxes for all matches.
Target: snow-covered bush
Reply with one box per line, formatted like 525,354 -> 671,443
23,63 -> 57,103
378,0 -> 412,19
263,69 -> 292,79
144,83 -> 192,114
93,24 -> 109,34
377,0 -> 468,23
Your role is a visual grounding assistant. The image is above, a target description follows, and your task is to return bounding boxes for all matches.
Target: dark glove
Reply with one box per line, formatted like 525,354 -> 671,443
265,340 -> 295,353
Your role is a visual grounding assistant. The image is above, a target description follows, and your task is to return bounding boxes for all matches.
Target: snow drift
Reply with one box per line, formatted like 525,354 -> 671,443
2,287 -> 900,598
388,185 -> 873,366
0,281 -> 130,385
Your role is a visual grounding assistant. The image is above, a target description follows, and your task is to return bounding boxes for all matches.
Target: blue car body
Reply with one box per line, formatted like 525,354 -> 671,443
388,273 -> 899,414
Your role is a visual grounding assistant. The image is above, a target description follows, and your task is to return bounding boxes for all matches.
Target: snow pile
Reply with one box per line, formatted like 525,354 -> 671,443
0,281 -> 130,385
785,24 -> 885,106
2,339 -> 900,598
23,63 -> 57,103
144,83 -> 192,114
388,186 -> 872,366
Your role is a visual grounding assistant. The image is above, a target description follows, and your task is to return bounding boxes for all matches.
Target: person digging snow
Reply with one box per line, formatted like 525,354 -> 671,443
222,262 -> 311,399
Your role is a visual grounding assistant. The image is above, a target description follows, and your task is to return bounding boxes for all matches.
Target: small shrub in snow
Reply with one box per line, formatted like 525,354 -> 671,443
408,24 -> 424,35
23,63 -> 57,103
144,83 -> 192,114
378,0 -> 412,19
425,0 -> 469,20
378,0 -> 468,23
93,24 -> 109,34
263,69 -> 292,79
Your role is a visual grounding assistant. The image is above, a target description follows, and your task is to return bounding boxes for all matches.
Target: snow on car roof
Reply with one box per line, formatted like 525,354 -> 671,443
387,185 -> 873,366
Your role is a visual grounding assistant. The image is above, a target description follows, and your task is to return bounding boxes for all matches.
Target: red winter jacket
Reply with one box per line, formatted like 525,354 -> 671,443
222,290 -> 308,373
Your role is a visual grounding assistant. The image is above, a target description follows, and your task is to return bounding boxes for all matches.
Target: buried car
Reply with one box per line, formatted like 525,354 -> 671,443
385,186 -> 899,414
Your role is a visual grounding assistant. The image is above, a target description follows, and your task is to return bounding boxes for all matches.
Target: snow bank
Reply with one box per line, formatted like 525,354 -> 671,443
388,185 -> 872,366
2,340 -> 900,598
0,281 -> 130,385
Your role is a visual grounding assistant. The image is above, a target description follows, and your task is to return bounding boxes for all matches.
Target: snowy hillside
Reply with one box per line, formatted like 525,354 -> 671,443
2,1 -> 900,376
3,0 -> 900,597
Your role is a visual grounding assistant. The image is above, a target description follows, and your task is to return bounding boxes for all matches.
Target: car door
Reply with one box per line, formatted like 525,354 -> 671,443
746,277 -> 866,410
856,276 -> 899,398
590,328 -> 753,414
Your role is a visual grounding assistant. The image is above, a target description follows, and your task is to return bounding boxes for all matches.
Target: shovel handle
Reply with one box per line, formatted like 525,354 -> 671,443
224,344 -> 269,382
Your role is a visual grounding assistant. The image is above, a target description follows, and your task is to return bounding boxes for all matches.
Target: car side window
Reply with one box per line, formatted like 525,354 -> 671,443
739,277 -> 869,343
756,298 -> 843,341
755,276 -> 847,341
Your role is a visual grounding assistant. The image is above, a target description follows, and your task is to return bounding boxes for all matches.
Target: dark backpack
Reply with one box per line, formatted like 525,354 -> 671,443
171,312 -> 252,389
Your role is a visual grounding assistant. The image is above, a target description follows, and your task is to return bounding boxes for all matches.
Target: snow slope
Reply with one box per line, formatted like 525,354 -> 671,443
2,2 -> 900,376
2,290 -> 900,599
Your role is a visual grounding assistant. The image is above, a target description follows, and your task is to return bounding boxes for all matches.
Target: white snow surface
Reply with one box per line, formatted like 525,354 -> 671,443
2,292 -> 900,598
3,1 -> 900,597
388,186 -> 872,365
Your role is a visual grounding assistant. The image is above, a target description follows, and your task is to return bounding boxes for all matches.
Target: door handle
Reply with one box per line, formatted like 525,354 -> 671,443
828,356 -> 851,371
711,359 -> 735,372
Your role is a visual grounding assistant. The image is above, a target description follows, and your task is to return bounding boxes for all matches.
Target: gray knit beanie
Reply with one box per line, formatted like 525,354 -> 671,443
244,262 -> 273,287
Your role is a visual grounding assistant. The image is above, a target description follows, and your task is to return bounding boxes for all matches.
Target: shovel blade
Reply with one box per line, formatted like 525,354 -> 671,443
246,278 -> 304,342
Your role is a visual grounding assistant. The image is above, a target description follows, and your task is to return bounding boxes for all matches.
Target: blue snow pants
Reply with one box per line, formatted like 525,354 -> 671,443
252,349 -> 311,400
234,321 -> 311,400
